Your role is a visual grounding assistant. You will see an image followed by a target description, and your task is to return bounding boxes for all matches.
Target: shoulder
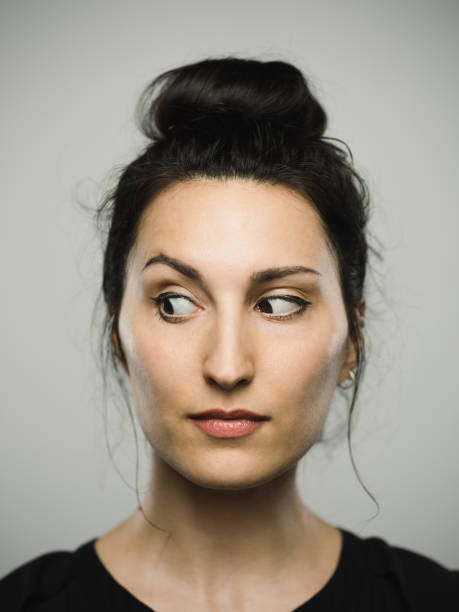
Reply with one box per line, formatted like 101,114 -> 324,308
342,529 -> 459,610
0,540 -> 96,611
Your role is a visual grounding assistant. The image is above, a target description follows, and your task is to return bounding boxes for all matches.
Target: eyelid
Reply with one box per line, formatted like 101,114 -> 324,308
144,273 -> 319,303
149,291 -> 309,308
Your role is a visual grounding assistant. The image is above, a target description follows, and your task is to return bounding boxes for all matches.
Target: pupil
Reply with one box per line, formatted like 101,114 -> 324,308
262,299 -> 273,314
164,298 -> 174,315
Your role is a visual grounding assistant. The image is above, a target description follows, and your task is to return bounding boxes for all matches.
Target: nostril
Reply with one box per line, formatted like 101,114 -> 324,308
205,375 -> 251,391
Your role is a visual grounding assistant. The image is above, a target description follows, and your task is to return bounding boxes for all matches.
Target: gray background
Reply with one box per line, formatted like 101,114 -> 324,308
1,0 -> 458,576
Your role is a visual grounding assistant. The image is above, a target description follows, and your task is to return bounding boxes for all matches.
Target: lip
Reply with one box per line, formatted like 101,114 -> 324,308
189,409 -> 268,421
188,409 -> 269,439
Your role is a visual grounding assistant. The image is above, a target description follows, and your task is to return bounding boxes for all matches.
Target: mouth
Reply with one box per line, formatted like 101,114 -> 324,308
188,409 -> 269,439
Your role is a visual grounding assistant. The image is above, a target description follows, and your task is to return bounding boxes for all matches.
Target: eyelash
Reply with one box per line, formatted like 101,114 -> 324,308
150,292 -> 311,323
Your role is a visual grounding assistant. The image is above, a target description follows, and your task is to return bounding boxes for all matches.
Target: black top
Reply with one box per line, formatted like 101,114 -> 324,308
1,529 -> 458,611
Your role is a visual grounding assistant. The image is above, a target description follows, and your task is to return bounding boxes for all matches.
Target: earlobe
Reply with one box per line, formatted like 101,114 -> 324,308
338,301 -> 366,385
338,337 -> 357,385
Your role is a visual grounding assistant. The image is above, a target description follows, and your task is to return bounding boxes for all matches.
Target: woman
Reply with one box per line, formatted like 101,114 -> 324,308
1,57 -> 458,611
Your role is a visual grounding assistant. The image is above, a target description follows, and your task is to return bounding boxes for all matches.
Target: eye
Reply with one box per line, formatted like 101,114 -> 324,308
256,295 -> 310,320
150,292 -> 310,323
150,292 -> 197,322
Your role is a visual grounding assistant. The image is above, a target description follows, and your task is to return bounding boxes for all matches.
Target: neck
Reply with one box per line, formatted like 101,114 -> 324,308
127,454 -> 328,586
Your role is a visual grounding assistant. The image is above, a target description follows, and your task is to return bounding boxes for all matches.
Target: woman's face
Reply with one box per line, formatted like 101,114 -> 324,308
117,179 -> 354,490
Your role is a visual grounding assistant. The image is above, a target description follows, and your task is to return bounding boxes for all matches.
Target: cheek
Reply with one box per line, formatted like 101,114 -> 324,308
119,315 -> 199,433
264,313 -> 348,429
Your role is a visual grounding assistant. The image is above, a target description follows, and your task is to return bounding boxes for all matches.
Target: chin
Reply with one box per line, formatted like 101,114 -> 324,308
186,474 -> 271,491
174,457 -> 296,491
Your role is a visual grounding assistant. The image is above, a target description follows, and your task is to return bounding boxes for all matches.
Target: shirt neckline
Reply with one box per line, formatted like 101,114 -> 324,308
73,527 -> 352,611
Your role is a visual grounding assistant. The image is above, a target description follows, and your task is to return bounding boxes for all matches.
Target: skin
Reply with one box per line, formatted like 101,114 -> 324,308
95,178 -> 361,612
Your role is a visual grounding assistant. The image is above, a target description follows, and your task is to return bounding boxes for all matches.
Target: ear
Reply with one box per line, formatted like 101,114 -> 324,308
110,322 -> 129,375
337,300 -> 366,385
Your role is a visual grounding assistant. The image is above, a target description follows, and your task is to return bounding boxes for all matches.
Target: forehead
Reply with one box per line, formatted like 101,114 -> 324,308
130,178 -> 337,279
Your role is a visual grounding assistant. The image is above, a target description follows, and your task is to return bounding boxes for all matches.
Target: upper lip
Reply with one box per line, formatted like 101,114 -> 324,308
189,409 -> 269,421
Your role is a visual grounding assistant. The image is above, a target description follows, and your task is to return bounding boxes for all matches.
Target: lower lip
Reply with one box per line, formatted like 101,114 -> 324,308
190,418 -> 266,438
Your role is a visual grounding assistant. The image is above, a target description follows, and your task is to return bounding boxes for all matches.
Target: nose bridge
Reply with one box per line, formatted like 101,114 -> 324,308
203,300 -> 254,388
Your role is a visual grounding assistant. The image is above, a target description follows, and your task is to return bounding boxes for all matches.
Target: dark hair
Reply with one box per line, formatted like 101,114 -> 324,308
97,56 -> 373,516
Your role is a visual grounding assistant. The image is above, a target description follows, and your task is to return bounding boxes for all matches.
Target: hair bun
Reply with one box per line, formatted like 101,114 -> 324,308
137,57 -> 327,142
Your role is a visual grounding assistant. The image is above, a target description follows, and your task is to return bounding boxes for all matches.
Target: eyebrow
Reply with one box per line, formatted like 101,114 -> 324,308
142,252 -> 320,284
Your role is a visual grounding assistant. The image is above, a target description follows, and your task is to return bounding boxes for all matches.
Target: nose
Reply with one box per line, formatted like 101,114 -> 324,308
202,308 -> 255,391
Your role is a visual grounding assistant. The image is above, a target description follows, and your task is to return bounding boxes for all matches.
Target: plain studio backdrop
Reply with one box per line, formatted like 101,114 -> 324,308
1,0 -> 458,576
